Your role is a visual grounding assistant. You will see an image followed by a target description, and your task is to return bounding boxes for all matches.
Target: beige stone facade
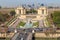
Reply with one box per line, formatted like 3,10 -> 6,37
15,6 -> 48,21
35,33 -> 60,38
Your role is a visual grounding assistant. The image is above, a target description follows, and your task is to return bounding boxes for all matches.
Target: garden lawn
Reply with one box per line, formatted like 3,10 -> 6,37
17,21 -> 25,28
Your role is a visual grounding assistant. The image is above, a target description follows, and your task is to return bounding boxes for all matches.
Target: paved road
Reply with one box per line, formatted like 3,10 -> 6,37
26,33 -> 32,40
16,32 -> 29,40
11,33 -> 19,40
8,27 -> 56,33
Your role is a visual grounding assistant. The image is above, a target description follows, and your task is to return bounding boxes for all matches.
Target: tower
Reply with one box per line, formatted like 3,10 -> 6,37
15,6 -> 26,16
38,6 -> 47,15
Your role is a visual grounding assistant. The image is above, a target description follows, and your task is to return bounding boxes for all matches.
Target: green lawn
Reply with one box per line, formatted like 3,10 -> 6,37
17,21 -> 26,28
33,22 -> 39,26
33,22 -> 39,27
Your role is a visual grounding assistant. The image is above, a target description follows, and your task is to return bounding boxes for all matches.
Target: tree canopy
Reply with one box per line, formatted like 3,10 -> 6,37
10,10 -> 16,16
0,6 -> 1,9
0,12 -> 6,22
26,9 -> 37,14
51,11 -> 60,27
0,12 -> 10,23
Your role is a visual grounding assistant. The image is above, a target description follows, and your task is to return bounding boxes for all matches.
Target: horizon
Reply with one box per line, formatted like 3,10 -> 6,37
0,0 -> 60,7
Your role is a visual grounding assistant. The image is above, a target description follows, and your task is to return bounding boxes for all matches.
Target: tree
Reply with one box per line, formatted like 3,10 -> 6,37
0,6 -> 1,9
0,12 -> 10,23
26,9 -> 37,14
3,14 -> 10,18
30,9 -> 37,13
51,11 -> 60,27
0,12 -> 6,22
10,10 -> 16,16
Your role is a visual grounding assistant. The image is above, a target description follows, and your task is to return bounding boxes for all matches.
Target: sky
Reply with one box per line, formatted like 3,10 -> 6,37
0,0 -> 60,7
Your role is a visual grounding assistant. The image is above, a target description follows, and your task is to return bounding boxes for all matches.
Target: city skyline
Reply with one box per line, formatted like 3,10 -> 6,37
0,0 -> 60,7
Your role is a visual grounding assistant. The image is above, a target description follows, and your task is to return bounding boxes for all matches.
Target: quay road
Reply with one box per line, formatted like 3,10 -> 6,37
10,27 -> 57,40
8,27 -> 57,33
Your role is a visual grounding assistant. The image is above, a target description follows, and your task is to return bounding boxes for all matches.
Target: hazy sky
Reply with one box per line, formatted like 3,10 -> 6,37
0,0 -> 60,7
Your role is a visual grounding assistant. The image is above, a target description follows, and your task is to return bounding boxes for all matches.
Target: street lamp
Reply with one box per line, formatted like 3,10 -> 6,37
14,29 -> 17,33
32,30 -> 35,33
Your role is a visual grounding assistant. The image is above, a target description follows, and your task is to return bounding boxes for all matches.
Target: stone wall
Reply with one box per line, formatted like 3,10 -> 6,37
35,33 -> 60,38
